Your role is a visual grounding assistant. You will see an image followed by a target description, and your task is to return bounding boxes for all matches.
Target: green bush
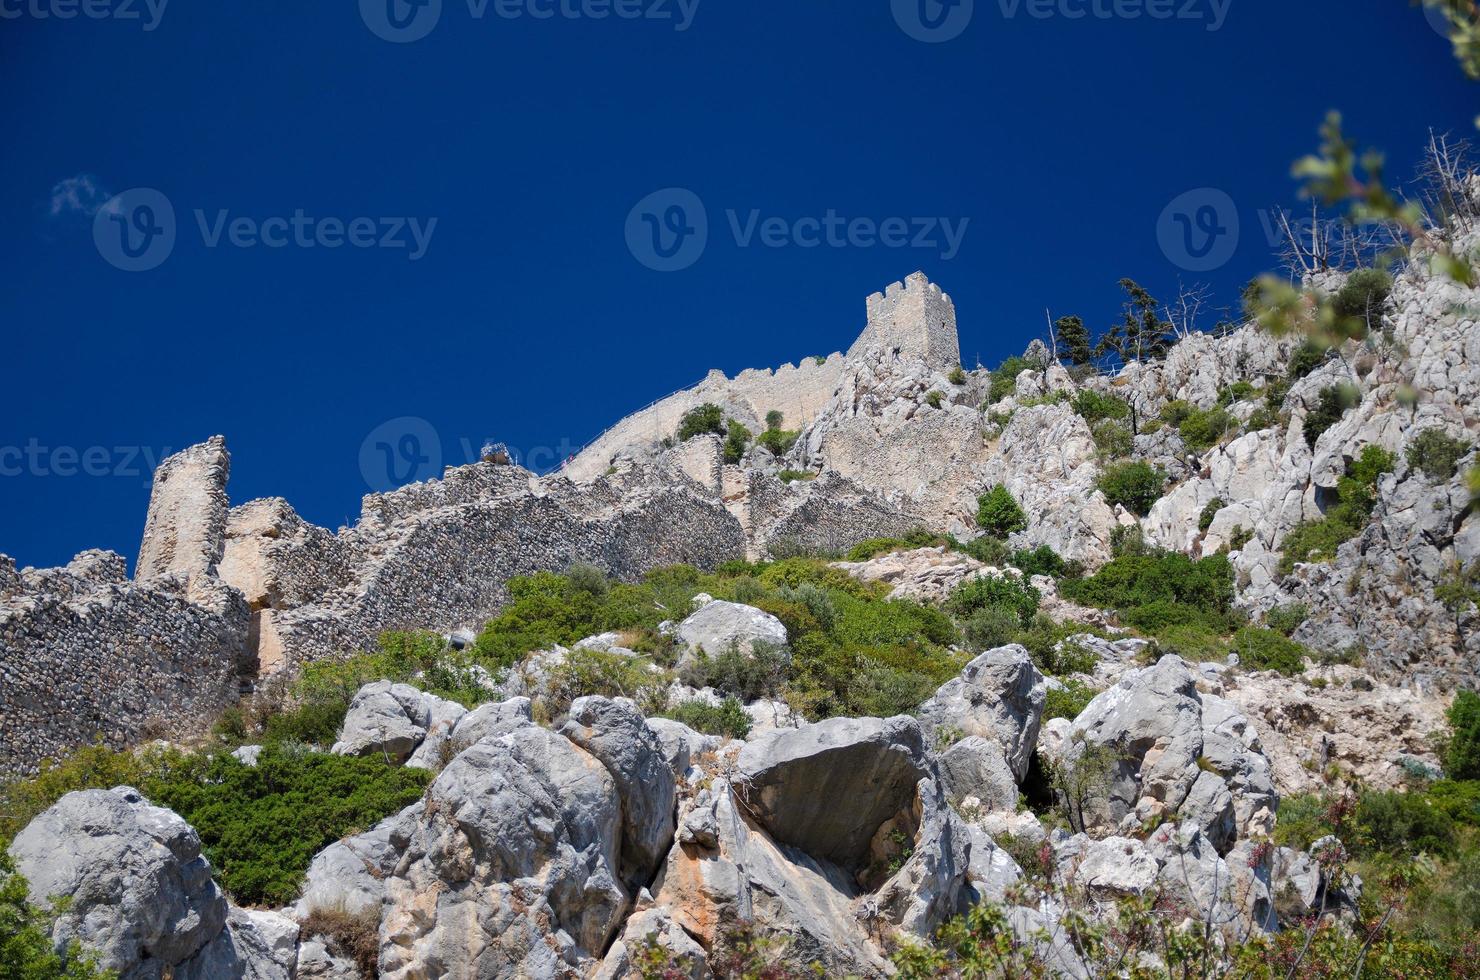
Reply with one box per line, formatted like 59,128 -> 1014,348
1279,446 -> 1394,574
676,403 -> 725,441
1095,460 -> 1167,516
1012,616 -> 1104,675
988,356 -> 1035,403
1178,406 -> 1234,451
765,410 -> 784,431
1010,545 -> 1067,579
1160,400 -> 1196,427
962,604 -> 1022,651
0,855 -> 110,979
1073,390 -> 1130,424
1444,689 -> 1480,780
1060,550 -> 1234,630
548,647 -> 669,715
1359,789 -> 1456,856
1303,383 -> 1360,448
1407,428 -> 1471,482
678,642 -> 790,704
1043,680 -> 1096,721
1331,267 -> 1393,333
660,697 -> 751,739
1199,497 -> 1224,532
947,365 -> 968,385
777,469 -> 816,483
1265,602 -> 1309,636
1090,420 -> 1133,459
1233,626 -> 1309,675
756,428 -> 799,457
1217,381 -> 1257,405
924,391 -> 944,409
976,484 -> 1028,538
1288,340 -> 1331,381
723,420 -> 752,463
842,531 -> 941,562
947,574 -> 1040,626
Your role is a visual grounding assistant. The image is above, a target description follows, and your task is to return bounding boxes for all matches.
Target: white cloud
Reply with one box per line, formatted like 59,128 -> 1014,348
48,174 -> 111,218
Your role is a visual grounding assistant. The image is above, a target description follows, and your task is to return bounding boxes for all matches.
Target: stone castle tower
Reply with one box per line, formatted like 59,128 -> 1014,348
846,271 -> 960,372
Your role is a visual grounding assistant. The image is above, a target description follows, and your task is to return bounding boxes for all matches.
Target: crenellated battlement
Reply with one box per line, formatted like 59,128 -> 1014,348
851,271 -> 960,371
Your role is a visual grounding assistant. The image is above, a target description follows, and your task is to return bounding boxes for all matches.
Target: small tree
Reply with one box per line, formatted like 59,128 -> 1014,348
976,484 -> 1028,538
1055,315 -> 1093,366
1096,461 -> 1167,516
723,420 -> 752,464
764,410 -> 784,432
677,403 -> 725,442
1097,279 -> 1172,364
1444,689 -> 1480,780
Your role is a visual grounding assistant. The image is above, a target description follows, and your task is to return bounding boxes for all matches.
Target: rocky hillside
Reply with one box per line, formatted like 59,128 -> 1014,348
4,174 -> 1480,978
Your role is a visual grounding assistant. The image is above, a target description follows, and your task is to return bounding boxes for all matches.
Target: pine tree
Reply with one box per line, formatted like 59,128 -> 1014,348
1099,279 -> 1172,364
1055,315 -> 1092,365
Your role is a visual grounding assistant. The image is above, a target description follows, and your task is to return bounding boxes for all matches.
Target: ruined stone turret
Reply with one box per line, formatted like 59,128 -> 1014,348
137,435 -> 231,581
847,271 -> 960,372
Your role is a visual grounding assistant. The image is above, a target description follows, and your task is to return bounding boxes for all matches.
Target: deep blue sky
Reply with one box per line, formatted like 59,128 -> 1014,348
1,0 -> 1474,571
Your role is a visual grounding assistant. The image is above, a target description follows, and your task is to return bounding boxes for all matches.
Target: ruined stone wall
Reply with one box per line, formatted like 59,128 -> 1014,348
563,355 -> 847,483
747,472 -> 924,557
0,551 -> 249,776
136,436 -> 232,581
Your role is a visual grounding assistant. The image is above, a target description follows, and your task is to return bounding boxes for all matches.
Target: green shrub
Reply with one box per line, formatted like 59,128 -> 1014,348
0,855 -> 111,978
976,484 -> 1028,538
962,604 -> 1022,651
1095,460 -> 1167,516
1279,446 -> 1395,574
677,403 -> 725,441
148,746 -> 429,905
547,647 -> 669,715
1288,340 -> 1331,381
1060,550 -> 1234,628
947,365 -> 968,385
1217,381 -> 1257,405
1303,383 -> 1360,448
988,356 -> 1035,403
1010,545 -> 1067,579
756,428 -> 799,457
1233,626 -> 1308,675
924,391 -> 944,409
777,469 -> 816,483
1090,420 -> 1133,459
1444,689 -> 1480,780
1359,789 -> 1456,856
1073,390 -> 1130,424
947,574 -> 1040,626
723,420 -> 752,463
842,531 -> 941,562
1331,267 -> 1393,333
1274,792 -> 1338,850
765,410 -> 784,431
1043,680 -> 1096,721
1012,616 -> 1104,675
678,642 -> 789,704
566,561 -> 610,598
660,697 -> 752,739
1199,498 -> 1225,532
952,533 -> 1010,566
1159,399 -> 1196,427
1265,602 -> 1309,636
1178,406 -> 1234,451
1408,429 -> 1471,482
1154,622 -> 1231,662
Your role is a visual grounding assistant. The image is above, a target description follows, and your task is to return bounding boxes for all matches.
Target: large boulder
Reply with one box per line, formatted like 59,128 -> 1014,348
917,645 -> 1048,782
331,681 -> 467,766
936,735 -> 1018,813
7,787 -> 228,980
176,907 -> 300,980
1062,655 -> 1277,851
561,696 -> 678,887
735,715 -> 930,869
593,907 -> 707,980
675,600 -> 788,667
375,725 -> 629,979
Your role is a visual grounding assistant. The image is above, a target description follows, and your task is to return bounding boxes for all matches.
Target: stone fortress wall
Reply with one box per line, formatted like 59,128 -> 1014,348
0,273 -> 958,775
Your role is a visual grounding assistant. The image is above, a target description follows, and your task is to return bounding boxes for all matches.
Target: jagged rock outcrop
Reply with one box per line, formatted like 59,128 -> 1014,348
8,787 -> 230,980
331,680 -> 468,767
917,644 -> 1048,782
674,598 -> 789,666
1054,655 -> 1277,852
